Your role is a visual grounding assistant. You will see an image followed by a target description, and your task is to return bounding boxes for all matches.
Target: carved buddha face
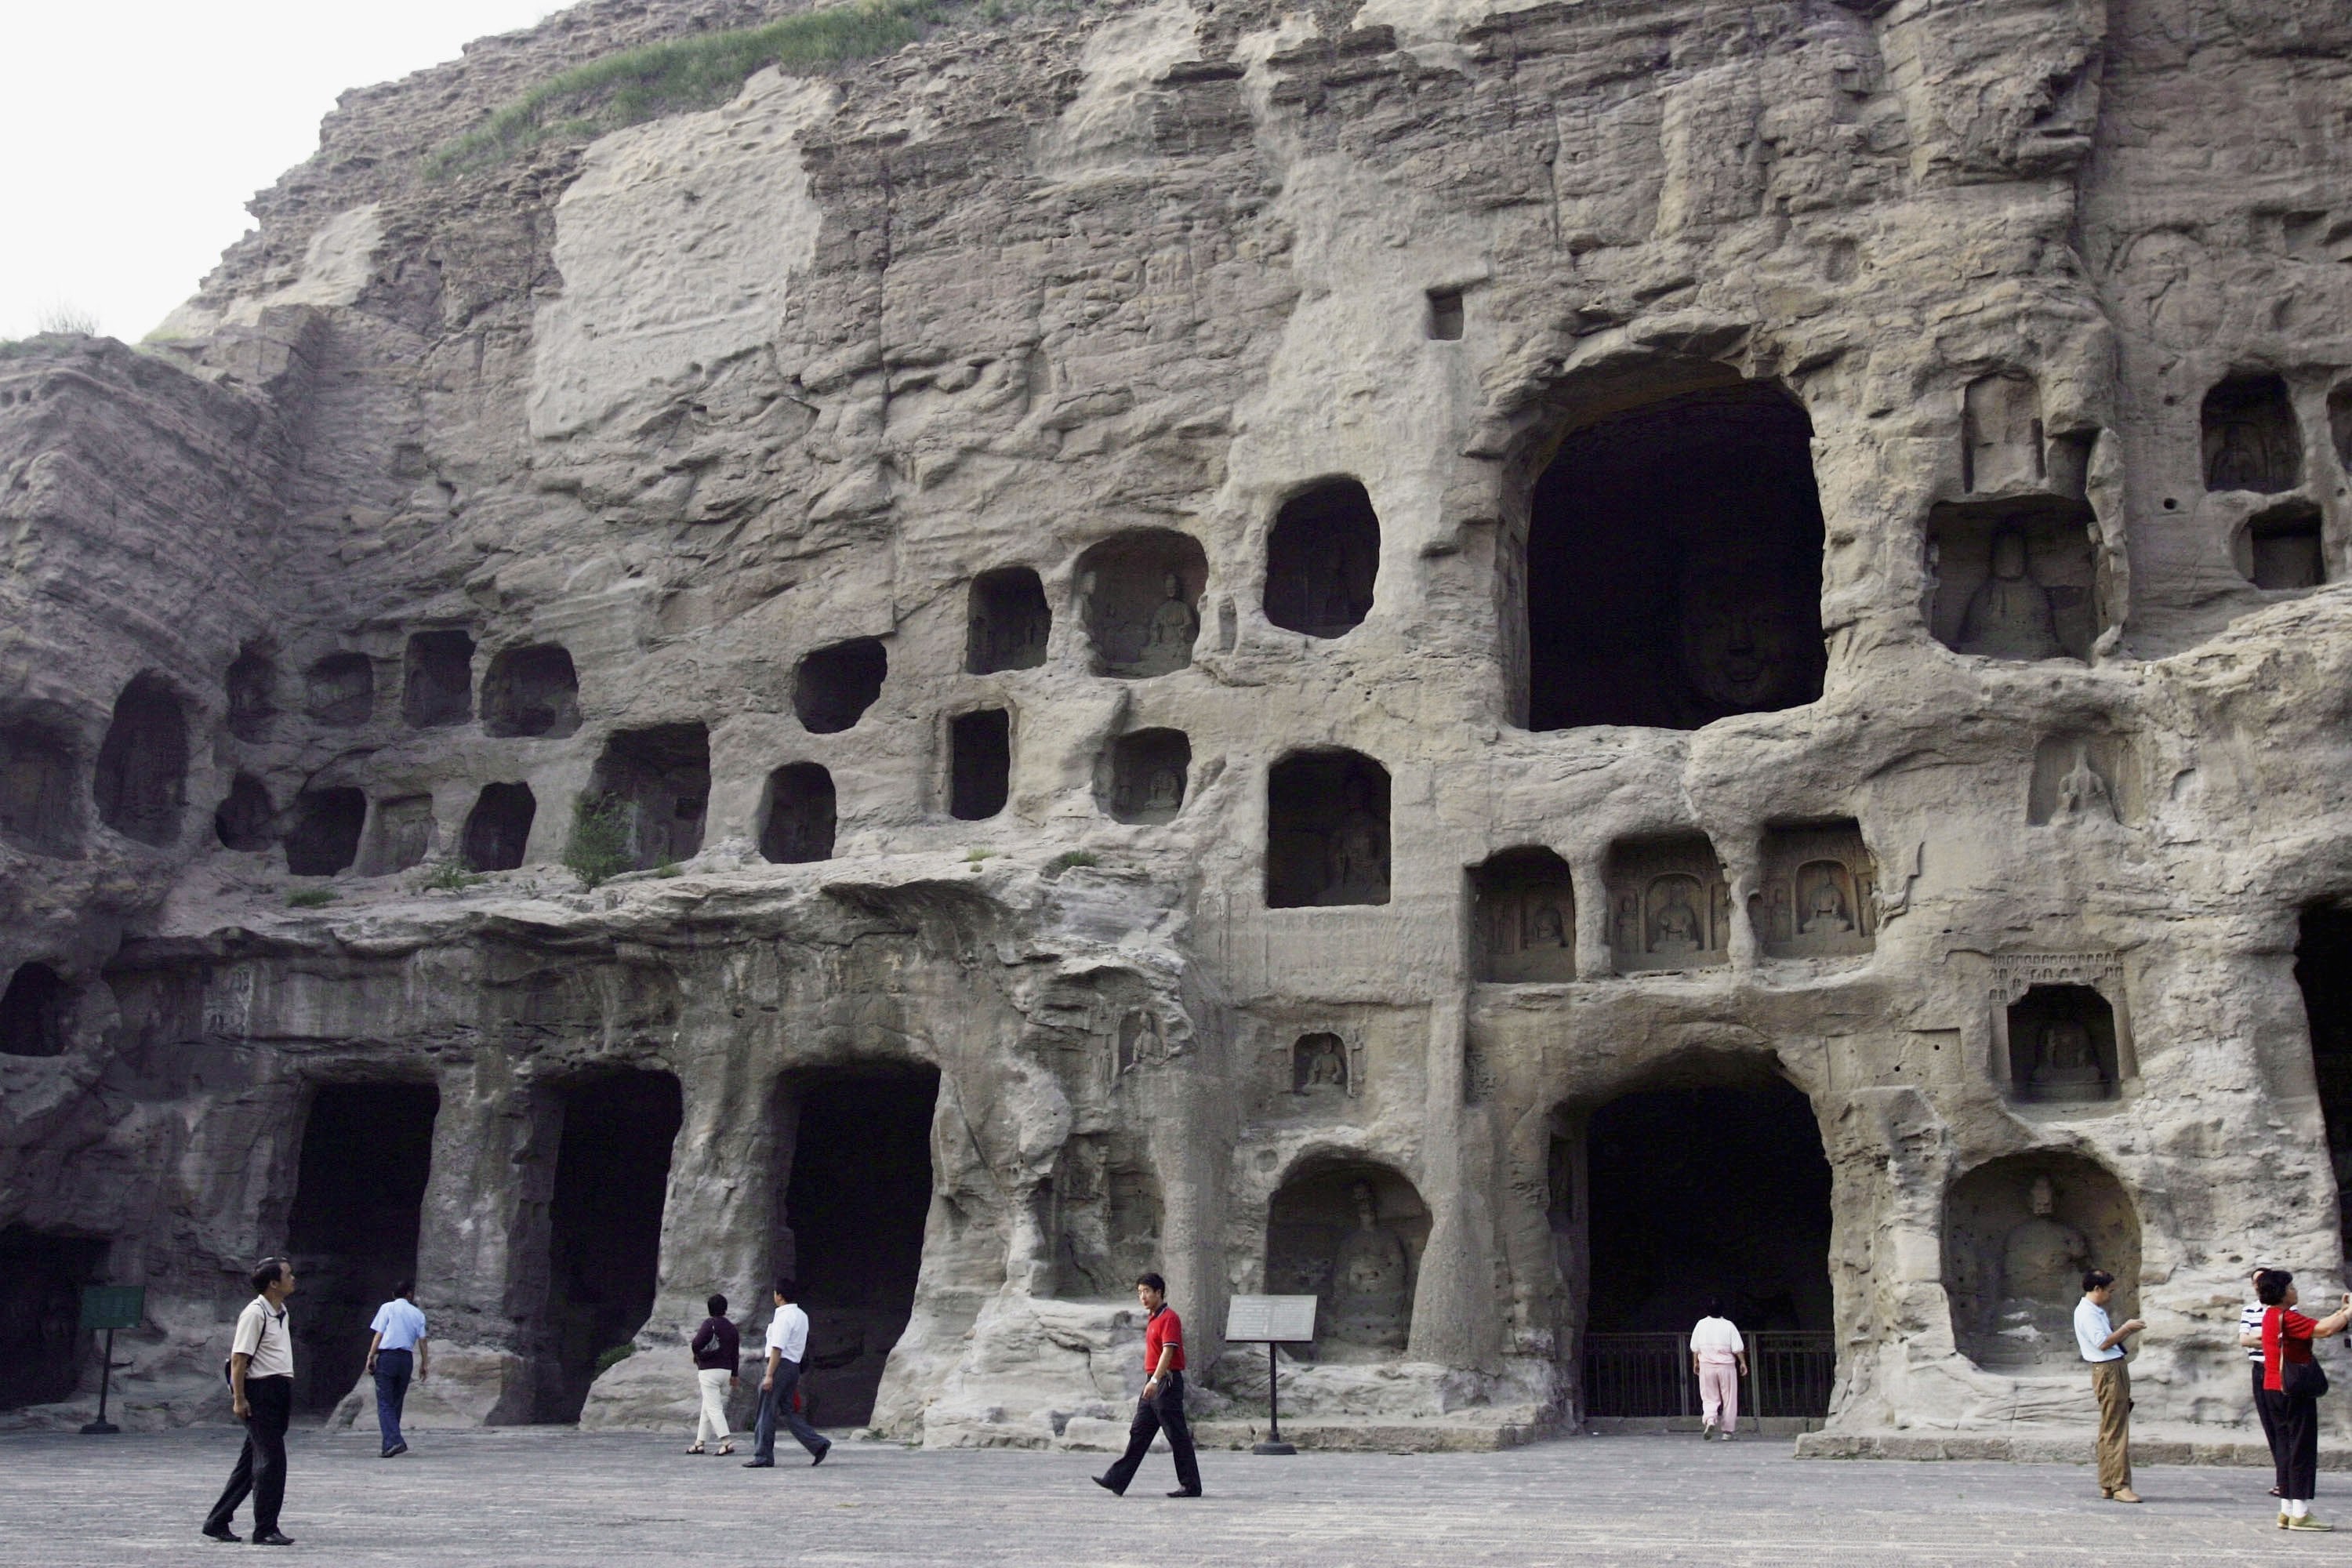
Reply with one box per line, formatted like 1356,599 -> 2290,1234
1991,531 -> 2030,581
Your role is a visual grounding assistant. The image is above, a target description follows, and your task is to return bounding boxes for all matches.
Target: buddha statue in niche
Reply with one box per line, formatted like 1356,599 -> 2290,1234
1143,766 -> 1184,816
1327,1181 -> 1410,1352
1991,1174 -> 2091,1362
1613,892 -> 1642,955
1957,530 -> 2064,660
1526,902 -> 1568,948
2209,421 -> 2275,492
2029,1016 -> 2107,1098
1650,878 -> 1703,954
2054,746 -> 2118,823
1138,572 -> 1199,674
1798,868 -> 1853,935
1297,1035 -> 1348,1094
1323,782 -> 1387,903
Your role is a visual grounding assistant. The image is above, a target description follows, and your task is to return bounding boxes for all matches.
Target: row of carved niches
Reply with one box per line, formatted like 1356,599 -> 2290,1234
2027,734 -> 2140,827
1473,848 -> 1577,982
1076,529 -> 1207,679
590,723 -> 711,869
1926,497 -> 2102,662
1265,480 -> 1379,640
1096,728 -> 1189,825
1606,833 -> 1730,973
1265,748 -> 1389,908
1264,1162 -> 1428,1361
1753,821 -> 1876,960
230,640 -> 583,741
1945,1152 -> 2138,1370
1524,381 -> 1826,731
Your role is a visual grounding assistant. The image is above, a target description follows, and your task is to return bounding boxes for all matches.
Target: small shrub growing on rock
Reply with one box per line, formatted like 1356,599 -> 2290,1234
1044,849 -> 1100,877
286,886 -> 336,908
564,795 -> 632,888
593,1343 -> 637,1377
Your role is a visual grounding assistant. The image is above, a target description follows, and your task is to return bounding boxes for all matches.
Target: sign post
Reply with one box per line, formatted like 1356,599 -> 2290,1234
1223,1294 -> 1317,1455
78,1286 -> 144,1436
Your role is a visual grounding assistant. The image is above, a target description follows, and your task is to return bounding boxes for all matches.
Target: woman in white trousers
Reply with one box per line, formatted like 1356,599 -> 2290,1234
1690,1300 -> 1748,1440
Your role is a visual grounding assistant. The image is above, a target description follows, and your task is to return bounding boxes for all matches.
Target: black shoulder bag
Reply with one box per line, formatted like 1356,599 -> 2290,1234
2274,1307 -> 2331,1400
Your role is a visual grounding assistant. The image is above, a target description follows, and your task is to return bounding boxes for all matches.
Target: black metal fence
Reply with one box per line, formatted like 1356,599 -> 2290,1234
1581,1331 -> 1835,1419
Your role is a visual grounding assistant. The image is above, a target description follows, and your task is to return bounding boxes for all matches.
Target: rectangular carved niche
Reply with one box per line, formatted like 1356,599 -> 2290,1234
1926,498 -> 2102,662
1606,833 -> 1730,973
1990,953 -> 2132,1105
1755,821 -> 1875,960
2027,735 -> 2139,826
1472,848 -> 1577,982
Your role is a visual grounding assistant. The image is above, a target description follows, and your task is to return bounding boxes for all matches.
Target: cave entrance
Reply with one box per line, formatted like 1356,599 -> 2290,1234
2294,908 -> 2352,1253
285,787 -> 366,877
0,717 -> 79,857
481,644 -> 580,738
1577,1070 -> 1833,1420
285,1082 -> 439,1410
93,673 -> 189,846
1522,382 -> 1825,731
771,1066 -> 938,1428
591,724 -> 710,870
403,630 -> 476,728
462,783 -> 535,873
543,1069 -> 681,1422
0,963 -> 68,1058
0,1229 -> 107,1410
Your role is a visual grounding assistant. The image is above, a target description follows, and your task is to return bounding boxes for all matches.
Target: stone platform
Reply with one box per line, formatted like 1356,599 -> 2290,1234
1,1426 -> 2341,1567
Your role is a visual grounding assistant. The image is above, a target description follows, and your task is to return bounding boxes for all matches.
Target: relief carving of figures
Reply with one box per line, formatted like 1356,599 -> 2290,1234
1137,572 -> 1199,675
2053,746 -> 2118,824
1293,1031 -> 1352,1096
1798,863 -> 1853,935
1956,531 -> 2063,659
1649,877 -> 1704,953
1327,1181 -> 1410,1352
1987,1174 -> 2091,1364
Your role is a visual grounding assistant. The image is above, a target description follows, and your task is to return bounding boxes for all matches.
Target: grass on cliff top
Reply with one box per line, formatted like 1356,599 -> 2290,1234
427,0 -> 969,178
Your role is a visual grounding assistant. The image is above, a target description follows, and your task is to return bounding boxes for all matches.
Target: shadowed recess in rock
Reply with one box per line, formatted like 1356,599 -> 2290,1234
793,638 -> 887,734
0,717 -> 79,858
965,567 -> 1051,674
2004,984 -> 2118,1103
772,1066 -> 938,1426
1098,728 -> 1189,824
1265,1160 -> 1428,1362
285,1082 -> 439,1410
1050,1132 -> 1160,1300
403,630 -> 476,729
590,723 -> 710,869
1584,1077 -> 1831,1339
463,782 -> 536,872
214,773 -> 277,851
1426,287 -> 1464,341
2293,907 -> 2352,1253
1524,382 -> 1826,731
0,1229 -> 107,1409
304,652 -> 375,728
225,648 -> 278,743
0,963 -> 68,1058
481,644 -> 581,738
1944,1151 -> 2137,1373
543,1069 -> 682,1423
2242,500 -> 2325,590
1266,748 -> 1388,908
949,709 -> 1011,821
1927,497 -> 2102,662
92,673 -> 188,847
284,787 -> 367,877
1075,530 -> 1207,679
758,761 -> 835,863
2203,372 -> 2300,494
1472,847 -> 1576,982
363,794 -> 435,875
1264,479 -> 1379,640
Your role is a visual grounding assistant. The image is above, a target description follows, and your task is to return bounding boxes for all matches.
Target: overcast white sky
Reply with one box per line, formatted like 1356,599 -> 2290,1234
1,2 -> 564,342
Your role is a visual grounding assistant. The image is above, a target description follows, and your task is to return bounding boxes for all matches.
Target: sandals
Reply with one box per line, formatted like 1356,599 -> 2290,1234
717,1443 -> 736,1457
686,1443 -> 706,1454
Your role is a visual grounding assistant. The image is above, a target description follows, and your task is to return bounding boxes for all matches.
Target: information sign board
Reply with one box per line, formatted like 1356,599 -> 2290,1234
79,1286 -> 145,1333
1225,1294 -> 1317,1344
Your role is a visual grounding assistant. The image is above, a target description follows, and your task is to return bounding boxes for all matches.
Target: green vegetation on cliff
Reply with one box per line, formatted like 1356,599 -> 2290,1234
429,0 -> 965,176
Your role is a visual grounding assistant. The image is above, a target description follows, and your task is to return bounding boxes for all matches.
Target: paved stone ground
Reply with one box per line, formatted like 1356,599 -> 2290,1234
2,1427 -> 2340,1566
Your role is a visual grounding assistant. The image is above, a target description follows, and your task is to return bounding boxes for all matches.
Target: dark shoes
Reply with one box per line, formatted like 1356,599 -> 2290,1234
1167,1488 -> 1203,1498
252,1530 -> 296,1546
381,1443 -> 408,1459
811,1443 -> 830,1467
742,1458 -> 775,1468
201,1524 -> 241,1543
1091,1475 -> 1122,1495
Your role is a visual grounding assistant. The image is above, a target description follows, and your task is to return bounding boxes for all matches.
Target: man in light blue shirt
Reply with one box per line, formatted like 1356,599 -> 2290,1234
2074,1269 -> 2146,1503
365,1283 -> 429,1458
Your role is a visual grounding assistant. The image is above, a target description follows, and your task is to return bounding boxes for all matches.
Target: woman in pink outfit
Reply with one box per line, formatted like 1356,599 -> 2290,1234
1690,1299 -> 1748,1440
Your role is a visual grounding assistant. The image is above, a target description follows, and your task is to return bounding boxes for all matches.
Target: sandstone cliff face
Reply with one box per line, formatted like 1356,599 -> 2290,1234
5,0 -> 2351,1446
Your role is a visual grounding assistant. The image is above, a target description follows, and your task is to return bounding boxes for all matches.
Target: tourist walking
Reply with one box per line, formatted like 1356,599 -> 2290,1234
1092,1272 -> 1203,1498
2075,1269 -> 2146,1503
2238,1269 -> 2283,1499
202,1258 -> 299,1546
744,1280 -> 829,1468
1690,1298 -> 1748,1441
2254,1267 -> 2351,1530
365,1280 -> 428,1458
688,1292 -> 741,1456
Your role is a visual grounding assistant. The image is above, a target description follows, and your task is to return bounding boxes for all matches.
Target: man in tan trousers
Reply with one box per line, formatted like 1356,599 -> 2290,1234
2074,1269 -> 2147,1502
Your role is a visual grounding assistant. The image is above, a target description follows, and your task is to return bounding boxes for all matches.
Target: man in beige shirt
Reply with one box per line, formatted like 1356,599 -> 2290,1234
203,1258 -> 299,1545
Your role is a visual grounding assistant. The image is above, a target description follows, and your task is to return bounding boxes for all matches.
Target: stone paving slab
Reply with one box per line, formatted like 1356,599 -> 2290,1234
1,1426 -> 2342,1567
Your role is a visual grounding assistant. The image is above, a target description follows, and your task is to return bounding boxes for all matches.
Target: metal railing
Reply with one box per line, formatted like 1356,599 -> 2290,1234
1581,1331 -> 1835,1419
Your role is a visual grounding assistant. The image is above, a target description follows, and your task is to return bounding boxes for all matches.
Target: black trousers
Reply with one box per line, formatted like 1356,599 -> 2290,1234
2267,1387 -> 2319,1501
2252,1364 -> 2281,1468
752,1359 -> 828,1462
1102,1370 -> 1200,1495
373,1348 -> 412,1451
206,1374 -> 292,1534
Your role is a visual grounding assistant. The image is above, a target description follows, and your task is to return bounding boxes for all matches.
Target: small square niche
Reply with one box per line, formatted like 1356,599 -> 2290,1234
1426,288 -> 1465,342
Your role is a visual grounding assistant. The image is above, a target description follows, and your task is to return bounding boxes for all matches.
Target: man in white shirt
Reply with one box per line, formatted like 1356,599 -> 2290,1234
2074,1269 -> 2147,1503
1689,1300 -> 1748,1441
743,1279 -> 831,1468
203,1258 -> 299,1545
365,1281 -> 430,1458
2237,1268 -> 2283,1495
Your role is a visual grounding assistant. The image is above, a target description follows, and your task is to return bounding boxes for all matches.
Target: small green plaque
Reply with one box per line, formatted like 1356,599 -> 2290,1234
79,1286 -> 144,1332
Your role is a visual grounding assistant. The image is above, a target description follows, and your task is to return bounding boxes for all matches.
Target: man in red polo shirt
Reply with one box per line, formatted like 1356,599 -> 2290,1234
1092,1272 -> 1203,1498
